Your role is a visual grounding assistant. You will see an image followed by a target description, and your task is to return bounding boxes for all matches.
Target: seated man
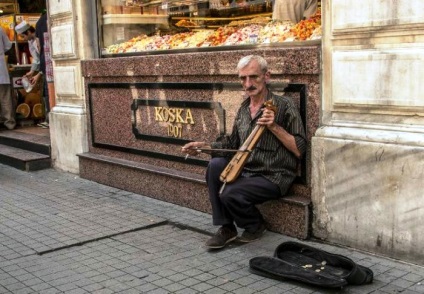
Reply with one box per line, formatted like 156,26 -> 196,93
182,55 -> 307,249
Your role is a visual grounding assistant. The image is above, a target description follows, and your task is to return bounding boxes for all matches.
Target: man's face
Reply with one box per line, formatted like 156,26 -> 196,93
19,33 -> 28,41
238,60 -> 270,98
27,31 -> 36,41
20,31 -> 34,41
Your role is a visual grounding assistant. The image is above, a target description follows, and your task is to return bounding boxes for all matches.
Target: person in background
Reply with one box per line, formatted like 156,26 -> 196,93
182,55 -> 306,249
15,20 -> 46,127
272,0 -> 317,23
0,28 -> 15,130
15,21 -> 40,81
34,11 -> 50,128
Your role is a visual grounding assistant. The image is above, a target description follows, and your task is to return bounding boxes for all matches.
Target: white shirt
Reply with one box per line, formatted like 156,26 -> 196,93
0,29 -> 12,84
28,38 -> 40,73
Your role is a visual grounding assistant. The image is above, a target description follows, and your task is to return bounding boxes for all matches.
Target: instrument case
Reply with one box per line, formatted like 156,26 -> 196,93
249,241 -> 374,288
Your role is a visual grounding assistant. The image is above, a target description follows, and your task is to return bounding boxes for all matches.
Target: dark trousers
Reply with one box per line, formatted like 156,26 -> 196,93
42,77 -> 50,123
206,157 -> 281,232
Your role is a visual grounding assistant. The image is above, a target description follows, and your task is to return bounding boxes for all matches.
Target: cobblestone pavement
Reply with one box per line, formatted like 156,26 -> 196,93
1,164 -> 424,294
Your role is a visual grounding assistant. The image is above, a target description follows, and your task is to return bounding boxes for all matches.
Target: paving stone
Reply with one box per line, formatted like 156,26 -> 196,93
1,164 -> 424,294
163,282 -> 186,292
81,282 -> 104,292
180,277 -> 201,287
3,282 -> 27,292
403,273 -> 424,283
190,281 -> 214,292
12,288 -> 36,294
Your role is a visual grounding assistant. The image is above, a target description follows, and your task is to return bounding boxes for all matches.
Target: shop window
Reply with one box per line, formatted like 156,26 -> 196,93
99,0 -> 321,56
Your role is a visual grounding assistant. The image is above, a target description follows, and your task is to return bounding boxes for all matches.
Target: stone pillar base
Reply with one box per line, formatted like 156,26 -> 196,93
312,126 -> 424,264
50,106 -> 88,173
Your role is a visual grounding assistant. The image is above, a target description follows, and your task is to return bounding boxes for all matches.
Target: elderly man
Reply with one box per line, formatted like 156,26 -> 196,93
182,55 -> 306,249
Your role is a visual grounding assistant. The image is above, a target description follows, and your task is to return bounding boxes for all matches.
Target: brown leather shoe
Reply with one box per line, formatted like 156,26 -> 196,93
205,226 -> 237,249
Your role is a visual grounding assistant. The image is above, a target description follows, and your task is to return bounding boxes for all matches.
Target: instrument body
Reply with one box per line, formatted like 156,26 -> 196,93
219,100 -> 277,184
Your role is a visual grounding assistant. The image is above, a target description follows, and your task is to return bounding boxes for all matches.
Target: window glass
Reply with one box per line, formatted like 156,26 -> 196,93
100,0 -> 321,55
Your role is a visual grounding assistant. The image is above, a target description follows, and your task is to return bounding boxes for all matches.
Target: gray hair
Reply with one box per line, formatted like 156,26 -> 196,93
237,55 -> 268,73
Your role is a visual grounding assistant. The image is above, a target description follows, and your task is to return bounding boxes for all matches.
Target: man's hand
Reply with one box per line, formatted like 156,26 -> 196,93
182,141 -> 208,156
257,107 -> 302,158
257,107 -> 276,129
24,71 -> 34,78
29,72 -> 42,86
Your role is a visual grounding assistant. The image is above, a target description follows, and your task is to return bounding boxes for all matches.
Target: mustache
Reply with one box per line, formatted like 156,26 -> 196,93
246,86 -> 257,91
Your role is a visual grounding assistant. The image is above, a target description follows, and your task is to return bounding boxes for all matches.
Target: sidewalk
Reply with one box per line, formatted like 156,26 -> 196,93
1,163 -> 423,294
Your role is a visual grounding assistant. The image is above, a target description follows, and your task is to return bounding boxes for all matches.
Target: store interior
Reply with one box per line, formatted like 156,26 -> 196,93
1,0 -> 47,127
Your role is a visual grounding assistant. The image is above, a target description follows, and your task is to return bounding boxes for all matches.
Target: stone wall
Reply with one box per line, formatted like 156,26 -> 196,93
314,0 -> 424,265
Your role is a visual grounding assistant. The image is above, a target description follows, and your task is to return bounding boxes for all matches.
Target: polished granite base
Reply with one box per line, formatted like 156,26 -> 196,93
79,152 -> 311,239
80,45 -> 320,239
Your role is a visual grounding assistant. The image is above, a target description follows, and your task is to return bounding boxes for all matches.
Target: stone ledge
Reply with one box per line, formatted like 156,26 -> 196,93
78,152 -> 205,184
78,152 -> 311,239
282,194 -> 311,206
258,195 -> 311,240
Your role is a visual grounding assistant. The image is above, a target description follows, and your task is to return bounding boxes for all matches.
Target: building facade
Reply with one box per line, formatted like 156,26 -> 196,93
312,1 -> 424,264
47,0 -> 424,265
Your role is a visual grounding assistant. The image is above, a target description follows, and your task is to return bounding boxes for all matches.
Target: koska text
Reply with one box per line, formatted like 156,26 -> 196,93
154,107 -> 195,138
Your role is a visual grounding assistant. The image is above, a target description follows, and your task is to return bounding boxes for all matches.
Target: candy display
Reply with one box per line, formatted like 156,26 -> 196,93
105,9 -> 321,54
289,8 -> 321,41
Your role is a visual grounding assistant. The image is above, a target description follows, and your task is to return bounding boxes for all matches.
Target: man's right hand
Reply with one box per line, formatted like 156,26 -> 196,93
181,141 -> 208,156
29,72 -> 42,85
24,71 -> 34,78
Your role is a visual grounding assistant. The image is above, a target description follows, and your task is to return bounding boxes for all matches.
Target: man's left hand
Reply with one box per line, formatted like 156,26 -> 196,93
257,107 -> 276,128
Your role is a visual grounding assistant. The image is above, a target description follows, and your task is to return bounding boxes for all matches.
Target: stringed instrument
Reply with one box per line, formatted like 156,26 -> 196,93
219,100 -> 277,192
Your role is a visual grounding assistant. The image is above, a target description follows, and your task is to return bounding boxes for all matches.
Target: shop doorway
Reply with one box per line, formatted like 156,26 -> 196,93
0,0 -> 52,171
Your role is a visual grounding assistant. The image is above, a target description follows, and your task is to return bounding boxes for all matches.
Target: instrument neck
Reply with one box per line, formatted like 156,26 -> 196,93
239,124 -> 266,152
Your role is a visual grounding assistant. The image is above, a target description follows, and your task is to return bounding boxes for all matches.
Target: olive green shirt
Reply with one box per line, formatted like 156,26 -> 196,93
212,90 -> 307,195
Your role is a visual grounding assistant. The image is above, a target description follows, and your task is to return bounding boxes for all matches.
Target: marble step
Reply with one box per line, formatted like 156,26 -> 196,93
0,129 -> 51,155
0,144 -> 51,171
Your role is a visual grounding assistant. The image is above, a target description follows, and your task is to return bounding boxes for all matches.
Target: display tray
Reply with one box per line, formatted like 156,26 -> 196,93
10,64 -> 32,70
102,14 -> 168,25
101,39 -> 321,57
